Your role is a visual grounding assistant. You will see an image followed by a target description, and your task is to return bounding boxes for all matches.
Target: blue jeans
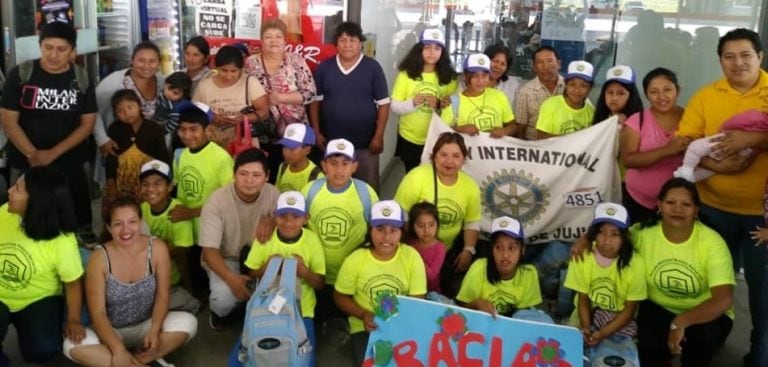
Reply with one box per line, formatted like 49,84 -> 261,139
0,296 -> 64,366
699,205 -> 768,367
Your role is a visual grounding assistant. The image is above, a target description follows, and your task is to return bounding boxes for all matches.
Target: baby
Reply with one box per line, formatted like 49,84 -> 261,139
674,109 -> 768,182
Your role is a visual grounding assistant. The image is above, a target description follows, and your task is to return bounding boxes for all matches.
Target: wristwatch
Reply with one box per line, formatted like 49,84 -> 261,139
462,246 -> 476,255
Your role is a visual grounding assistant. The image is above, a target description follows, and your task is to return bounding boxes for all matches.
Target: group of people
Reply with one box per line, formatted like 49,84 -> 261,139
0,14 -> 766,367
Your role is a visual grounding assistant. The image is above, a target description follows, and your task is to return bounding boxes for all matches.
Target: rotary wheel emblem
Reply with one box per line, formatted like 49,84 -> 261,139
481,169 -> 550,225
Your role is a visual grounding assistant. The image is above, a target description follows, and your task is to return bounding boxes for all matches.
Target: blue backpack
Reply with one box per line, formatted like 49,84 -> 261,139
238,257 -> 311,367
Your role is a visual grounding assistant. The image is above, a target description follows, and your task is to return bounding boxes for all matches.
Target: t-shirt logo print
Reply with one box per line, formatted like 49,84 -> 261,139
316,207 -> 353,248
590,277 -> 618,310
0,243 -> 35,291
652,259 -> 702,298
179,166 -> 205,202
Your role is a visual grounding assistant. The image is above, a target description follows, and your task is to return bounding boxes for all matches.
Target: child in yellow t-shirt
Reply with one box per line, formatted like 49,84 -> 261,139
564,203 -> 646,365
334,200 -> 427,366
390,28 -> 458,172
171,101 -> 234,239
139,160 -> 200,313
440,53 -> 517,138
456,216 -> 542,318
536,60 -> 595,139
276,123 -> 323,192
244,191 -> 325,367
301,138 -> 378,325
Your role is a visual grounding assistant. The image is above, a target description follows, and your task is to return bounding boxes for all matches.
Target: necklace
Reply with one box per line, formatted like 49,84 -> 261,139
463,90 -> 486,113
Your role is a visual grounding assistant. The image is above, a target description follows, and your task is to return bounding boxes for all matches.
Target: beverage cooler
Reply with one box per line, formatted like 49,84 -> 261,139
1,0 -> 140,81
147,0 -> 182,74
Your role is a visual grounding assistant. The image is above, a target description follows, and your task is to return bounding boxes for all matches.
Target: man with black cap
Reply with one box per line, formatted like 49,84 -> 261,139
1,21 -> 98,244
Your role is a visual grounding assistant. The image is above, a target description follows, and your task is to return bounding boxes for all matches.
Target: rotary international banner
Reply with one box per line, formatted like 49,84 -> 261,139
363,296 -> 582,366
421,115 -> 621,244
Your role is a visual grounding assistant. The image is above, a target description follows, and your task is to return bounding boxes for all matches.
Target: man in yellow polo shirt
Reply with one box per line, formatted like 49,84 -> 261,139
676,28 -> 768,367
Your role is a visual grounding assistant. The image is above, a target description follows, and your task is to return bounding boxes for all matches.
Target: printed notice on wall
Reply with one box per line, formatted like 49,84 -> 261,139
196,0 -> 233,38
234,0 -> 262,39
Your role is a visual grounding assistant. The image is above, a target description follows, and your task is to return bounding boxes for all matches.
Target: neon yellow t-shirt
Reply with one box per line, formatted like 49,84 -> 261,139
535,95 -> 595,136
564,251 -> 647,322
394,164 -> 481,248
335,245 -> 427,333
631,222 -> 735,318
301,180 -> 379,284
456,259 -> 541,315
173,142 -> 234,238
141,199 -> 195,285
0,204 -> 84,312
276,161 -> 324,193
244,228 -> 326,318
392,71 -> 458,144
440,89 -> 515,132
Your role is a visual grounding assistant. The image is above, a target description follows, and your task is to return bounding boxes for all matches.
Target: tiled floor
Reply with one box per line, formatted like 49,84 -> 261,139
4,161 -> 752,366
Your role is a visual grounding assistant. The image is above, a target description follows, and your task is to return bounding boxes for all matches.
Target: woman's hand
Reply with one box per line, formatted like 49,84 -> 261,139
454,125 -> 479,136
714,130 -> 768,154
453,249 -> 473,272
99,140 -> 119,157
65,320 -> 86,344
668,326 -> 685,355
570,235 -> 591,262
138,332 -> 160,360
214,112 -> 240,126
362,311 -> 378,332
750,226 -> 768,246
663,136 -> 691,155
168,204 -> 198,223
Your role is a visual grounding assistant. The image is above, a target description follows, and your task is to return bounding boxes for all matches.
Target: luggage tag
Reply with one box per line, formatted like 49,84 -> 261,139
268,289 -> 287,314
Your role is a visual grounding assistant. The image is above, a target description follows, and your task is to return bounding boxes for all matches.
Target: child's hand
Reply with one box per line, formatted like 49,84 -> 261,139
474,299 -> 498,318
439,95 -> 451,109
168,204 -> 197,222
750,226 -> 768,246
294,255 -> 309,278
362,311 -> 378,332
585,330 -> 604,347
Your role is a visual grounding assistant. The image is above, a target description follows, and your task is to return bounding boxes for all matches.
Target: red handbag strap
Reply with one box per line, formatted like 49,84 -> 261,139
242,115 -> 252,142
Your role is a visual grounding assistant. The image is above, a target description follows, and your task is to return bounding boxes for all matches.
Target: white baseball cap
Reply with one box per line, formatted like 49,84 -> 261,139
565,60 -> 594,82
174,100 -> 214,125
490,216 -> 525,240
420,28 -> 445,47
592,202 -> 629,229
605,65 -> 636,85
463,53 -> 491,73
370,200 -> 404,228
278,123 -> 316,149
139,159 -> 171,182
324,138 -> 356,160
275,191 -> 307,216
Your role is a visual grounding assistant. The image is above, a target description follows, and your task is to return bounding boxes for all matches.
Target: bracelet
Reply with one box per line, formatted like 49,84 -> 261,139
462,246 -> 476,255
670,322 -> 680,331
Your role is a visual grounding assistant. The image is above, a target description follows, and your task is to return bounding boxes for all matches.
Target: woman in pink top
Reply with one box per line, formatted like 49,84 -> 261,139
620,68 -> 691,223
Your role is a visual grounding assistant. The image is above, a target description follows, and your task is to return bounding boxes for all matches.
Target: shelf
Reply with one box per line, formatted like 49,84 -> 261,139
97,11 -> 127,18
97,44 -> 128,52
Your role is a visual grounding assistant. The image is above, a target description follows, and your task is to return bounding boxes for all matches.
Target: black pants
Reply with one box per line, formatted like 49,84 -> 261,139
351,331 -> 369,366
0,296 -> 64,365
637,300 -> 732,367
395,134 -> 424,173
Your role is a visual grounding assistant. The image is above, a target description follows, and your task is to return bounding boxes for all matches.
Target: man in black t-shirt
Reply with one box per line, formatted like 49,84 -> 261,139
0,22 -> 97,242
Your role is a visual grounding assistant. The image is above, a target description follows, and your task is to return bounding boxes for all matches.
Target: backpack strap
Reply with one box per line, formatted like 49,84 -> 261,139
19,60 -> 88,94
305,177 -> 326,211
18,60 -> 34,85
450,94 -> 460,126
254,257 -> 283,294
352,178 -> 372,223
278,257 -> 298,298
308,165 -> 322,181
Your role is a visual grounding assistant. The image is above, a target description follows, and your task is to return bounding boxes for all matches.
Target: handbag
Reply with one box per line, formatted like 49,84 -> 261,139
228,116 -> 259,157
245,73 -> 278,142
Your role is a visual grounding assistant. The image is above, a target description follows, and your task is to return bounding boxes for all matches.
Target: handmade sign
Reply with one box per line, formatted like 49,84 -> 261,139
364,296 -> 582,367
